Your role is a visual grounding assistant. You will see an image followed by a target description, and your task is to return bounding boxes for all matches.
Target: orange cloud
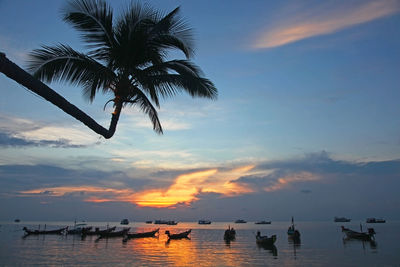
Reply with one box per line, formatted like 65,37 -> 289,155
263,171 -> 320,192
254,0 -> 400,49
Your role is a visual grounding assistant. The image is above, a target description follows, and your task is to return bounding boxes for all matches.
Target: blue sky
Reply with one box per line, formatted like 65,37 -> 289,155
0,0 -> 399,221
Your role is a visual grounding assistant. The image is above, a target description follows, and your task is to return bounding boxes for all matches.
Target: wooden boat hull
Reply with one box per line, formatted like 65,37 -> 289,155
125,229 -> 159,239
23,226 -> 67,235
341,226 -> 375,241
99,228 -> 130,238
224,229 -> 236,240
166,229 -> 191,239
82,226 -> 116,236
256,234 -> 276,246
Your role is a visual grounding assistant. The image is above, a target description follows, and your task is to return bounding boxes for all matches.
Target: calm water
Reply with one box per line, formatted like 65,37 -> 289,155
0,221 -> 399,266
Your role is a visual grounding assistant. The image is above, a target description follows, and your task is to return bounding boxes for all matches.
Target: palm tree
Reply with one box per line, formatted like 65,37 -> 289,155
0,0 -> 217,139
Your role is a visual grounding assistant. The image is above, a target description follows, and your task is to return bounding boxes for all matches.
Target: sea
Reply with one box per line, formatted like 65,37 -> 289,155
0,220 -> 399,266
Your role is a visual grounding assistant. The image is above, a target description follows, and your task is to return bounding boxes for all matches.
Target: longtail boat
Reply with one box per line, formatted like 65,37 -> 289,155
82,226 -> 116,236
256,231 -> 277,246
341,225 -> 375,241
23,226 -> 67,235
165,229 -> 191,240
287,217 -> 301,239
98,227 -> 130,238
224,226 -> 236,241
123,228 -> 159,242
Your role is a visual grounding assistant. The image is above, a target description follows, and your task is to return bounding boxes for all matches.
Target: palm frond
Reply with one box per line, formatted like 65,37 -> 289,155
63,0 -> 115,60
28,44 -> 115,102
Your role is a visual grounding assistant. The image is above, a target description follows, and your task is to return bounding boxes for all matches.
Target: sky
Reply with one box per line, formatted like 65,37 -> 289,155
0,0 -> 399,222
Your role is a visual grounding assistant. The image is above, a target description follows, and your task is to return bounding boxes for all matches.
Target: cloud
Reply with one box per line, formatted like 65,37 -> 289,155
253,0 -> 400,49
0,114 -> 98,147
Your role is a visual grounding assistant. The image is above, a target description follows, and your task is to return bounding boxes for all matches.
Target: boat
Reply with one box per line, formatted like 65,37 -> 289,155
287,217 -> 300,238
82,226 -> 116,236
165,229 -> 191,239
224,226 -> 236,241
14,219 -> 20,223
123,228 -> 159,242
334,216 -> 351,222
120,219 -> 129,225
256,231 -> 277,246
366,218 -> 386,223
341,225 -> 375,241
145,220 -> 153,224
23,226 -> 67,236
67,222 -> 92,235
255,221 -> 271,224
154,220 -> 168,224
166,220 -> 178,225
198,220 -> 211,225
98,227 -> 130,238
234,219 -> 247,223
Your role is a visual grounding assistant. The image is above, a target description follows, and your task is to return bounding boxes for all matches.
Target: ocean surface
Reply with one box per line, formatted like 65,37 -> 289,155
0,220 -> 399,266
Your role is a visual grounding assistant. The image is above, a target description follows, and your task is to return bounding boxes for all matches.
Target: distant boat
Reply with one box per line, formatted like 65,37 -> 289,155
224,226 -> 236,241
235,219 -> 247,223
255,220 -> 271,225
341,226 -> 375,241
366,218 -> 386,223
154,220 -> 168,224
98,228 -> 130,238
120,219 -> 129,225
334,217 -> 351,222
165,229 -> 191,240
256,231 -> 277,246
167,220 -> 178,225
82,226 -> 116,236
145,220 -> 153,224
287,217 -> 300,239
14,219 -> 20,223
23,226 -> 67,236
67,222 -> 92,235
198,220 -> 211,224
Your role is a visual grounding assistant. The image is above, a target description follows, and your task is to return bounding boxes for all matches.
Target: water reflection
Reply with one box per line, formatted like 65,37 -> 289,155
257,243 -> 278,257
342,237 -> 378,250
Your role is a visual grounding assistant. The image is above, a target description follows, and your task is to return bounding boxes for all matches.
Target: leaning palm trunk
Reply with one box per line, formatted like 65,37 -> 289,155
0,52 -> 118,139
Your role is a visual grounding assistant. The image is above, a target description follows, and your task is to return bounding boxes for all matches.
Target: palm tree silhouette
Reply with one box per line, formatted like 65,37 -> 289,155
0,0 -> 217,139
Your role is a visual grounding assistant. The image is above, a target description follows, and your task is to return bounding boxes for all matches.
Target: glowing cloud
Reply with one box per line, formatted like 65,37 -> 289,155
263,171 -> 320,192
254,0 -> 400,49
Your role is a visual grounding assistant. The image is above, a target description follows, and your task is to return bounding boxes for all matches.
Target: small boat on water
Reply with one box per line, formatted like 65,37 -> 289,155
165,229 -> 191,240
154,220 -> 168,224
14,219 -> 20,223
256,231 -> 277,246
123,228 -> 159,242
98,227 -> 130,238
235,219 -> 247,223
341,225 -> 375,241
23,226 -> 67,236
82,226 -> 116,236
287,217 -> 300,239
120,219 -> 129,225
145,220 -> 153,224
198,220 -> 211,225
167,220 -> 178,225
67,222 -> 92,235
224,226 -> 236,241
366,218 -> 386,223
255,221 -> 271,225
334,216 -> 351,222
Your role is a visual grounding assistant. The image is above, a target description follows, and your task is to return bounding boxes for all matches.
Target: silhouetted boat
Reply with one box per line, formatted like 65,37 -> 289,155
120,219 -> 129,225
234,219 -> 246,223
82,226 -> 116,236
98,227 -> 130,238
198,220 -> 211,224
14,219 -> 20,223
255,220 -> 271,224
67,222 -> 92,235
123,228 -> 159,242
341,225 -> 375,241
256,231 -> 277,246
366,218 -> 386,223
167,220 -> 178,225
334,216 -> 351,222
146,220 -> 153,224
23,226 -> 67,235
154,220 -> 168,224
165,229 -> 191,239
224,226 -> 236,241
287,217 -> 300,239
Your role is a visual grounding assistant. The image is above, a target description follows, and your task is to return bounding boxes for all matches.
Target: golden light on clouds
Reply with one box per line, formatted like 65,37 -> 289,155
18,165 -> 258,208
263,171 -> 320,192
254,0 -> 400,49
